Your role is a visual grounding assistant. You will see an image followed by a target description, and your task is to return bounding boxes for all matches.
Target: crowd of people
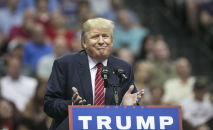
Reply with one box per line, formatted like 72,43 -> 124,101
164,0 -> 213,49
0,0 -> 212,130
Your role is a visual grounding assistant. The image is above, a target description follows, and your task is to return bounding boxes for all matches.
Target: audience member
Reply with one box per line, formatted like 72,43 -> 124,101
46,11 -> 76,50
8,8 -> 35,43
149,38 -> 176,85
134,61 -> 152,102
37,36 -> 68,78
34,0 -> 50,29
23,23 -> 52,68
113,9 -> 149,53
0,0 -> 23,36
137,34 -> 164,61
163,58 -> 195,105
23,78 -> 49,129
181,77 -> 213,128
0,99 -> 19,130
116,47 -> 135,65
0,56 -> 37,112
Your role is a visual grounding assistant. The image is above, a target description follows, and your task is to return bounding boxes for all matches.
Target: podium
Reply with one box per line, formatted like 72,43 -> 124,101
56,105 -> 182,130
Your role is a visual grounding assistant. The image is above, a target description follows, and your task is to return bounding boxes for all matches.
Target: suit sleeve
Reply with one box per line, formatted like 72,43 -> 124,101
128,65 -> 137,93
44,60 -> 72,119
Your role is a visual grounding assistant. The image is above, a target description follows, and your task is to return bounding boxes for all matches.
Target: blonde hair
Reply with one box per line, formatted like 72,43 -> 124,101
81,18 -> 114,48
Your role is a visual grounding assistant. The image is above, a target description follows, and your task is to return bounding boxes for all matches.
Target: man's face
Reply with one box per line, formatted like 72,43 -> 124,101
83,28 -> 113,62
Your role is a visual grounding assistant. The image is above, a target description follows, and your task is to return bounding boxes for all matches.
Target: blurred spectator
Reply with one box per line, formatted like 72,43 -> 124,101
58,0 -> 78,28
13,117 -> 35,130
0,99 -> 19,130
35,0 -> 50,29
137,34 -> 164,61
37,36 -> 68,78
8,8 -> 35,43
146,85 -> 166,105
101,0 -> 123,23
134,61 -> 152,102
101,0 -> 139,25
23,23 -> 52,68
181,77 -> 213,128
71,0 -> 96,32
200,1 -> 213,48
113,9 -> 149,53
116,47 -> 135,65
149,39 -> 176,85
163,58 -> 195,105
0,56 -> 37,112
46,11 -> 76,50
23,78 -> 49,130
185,0 -> 211,34
0,0 -> 23,37
89,0 -> 110,16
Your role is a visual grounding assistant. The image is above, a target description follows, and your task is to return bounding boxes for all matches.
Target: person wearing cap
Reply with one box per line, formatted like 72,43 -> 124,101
44,17 -> 144,129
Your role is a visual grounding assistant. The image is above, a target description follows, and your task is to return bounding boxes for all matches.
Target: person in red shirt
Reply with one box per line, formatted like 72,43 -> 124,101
8,9 -> 36,43
46,11 -> 76,50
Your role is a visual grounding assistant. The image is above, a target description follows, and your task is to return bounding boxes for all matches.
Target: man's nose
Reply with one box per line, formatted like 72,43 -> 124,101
98,36 -> 104,45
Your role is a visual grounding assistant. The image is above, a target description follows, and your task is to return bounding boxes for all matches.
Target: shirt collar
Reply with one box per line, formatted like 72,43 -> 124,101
88,55 -> 108,70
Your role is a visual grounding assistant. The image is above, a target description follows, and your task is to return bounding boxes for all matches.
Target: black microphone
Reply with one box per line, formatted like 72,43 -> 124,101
101,66 -> 109,88
113,67 -> 128,81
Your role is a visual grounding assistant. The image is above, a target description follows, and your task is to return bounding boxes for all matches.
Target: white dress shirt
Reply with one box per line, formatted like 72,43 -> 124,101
88,56 -> 107,103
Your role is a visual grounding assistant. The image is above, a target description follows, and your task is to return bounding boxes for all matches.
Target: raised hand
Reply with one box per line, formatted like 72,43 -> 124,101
72,87 -> 86,105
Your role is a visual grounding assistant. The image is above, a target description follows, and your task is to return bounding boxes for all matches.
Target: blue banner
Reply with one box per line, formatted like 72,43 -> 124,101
68,105 -> 182,130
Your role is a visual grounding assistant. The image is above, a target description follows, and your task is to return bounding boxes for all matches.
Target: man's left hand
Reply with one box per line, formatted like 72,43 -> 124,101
121,85 -> 144,105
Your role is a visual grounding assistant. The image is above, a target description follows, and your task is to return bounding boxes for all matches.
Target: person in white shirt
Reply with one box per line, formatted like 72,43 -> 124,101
0,56 -> 37,112
163,58 -> 195,105
181,77 -> 213,128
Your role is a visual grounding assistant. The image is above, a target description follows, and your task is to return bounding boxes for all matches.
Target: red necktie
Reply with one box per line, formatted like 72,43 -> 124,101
94,63 -> 105,105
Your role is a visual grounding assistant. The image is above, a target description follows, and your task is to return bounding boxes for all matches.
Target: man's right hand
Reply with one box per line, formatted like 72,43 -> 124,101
72,87 -> 87,105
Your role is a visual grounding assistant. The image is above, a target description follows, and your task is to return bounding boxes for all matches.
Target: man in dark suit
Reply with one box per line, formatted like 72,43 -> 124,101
44,18 -> 144,129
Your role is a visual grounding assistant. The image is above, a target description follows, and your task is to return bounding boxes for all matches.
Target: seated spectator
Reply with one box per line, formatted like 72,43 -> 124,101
147,85 -> 166,105
137,34 -> 164,61
101,0 -> 139,25
149,38 -> 176,85
181,77 -> 213,128
0,56 -> 37,112
46,11 -> 76,50
0,0 -> 23,37
58,0 -> 78,29
113,9 -> 149,53
0,98 -> 19,130
115,47 -> 135,65
23,23 -> 53,68
37,36 -> 68,78
35,0 -> 51,29
8,8 -> 36,43
23,78 -> 49,129
163,58 -> 195,105
134,61 -> 152,102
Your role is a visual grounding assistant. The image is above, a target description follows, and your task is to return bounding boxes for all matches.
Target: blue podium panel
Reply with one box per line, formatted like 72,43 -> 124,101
68,105 -> 182,130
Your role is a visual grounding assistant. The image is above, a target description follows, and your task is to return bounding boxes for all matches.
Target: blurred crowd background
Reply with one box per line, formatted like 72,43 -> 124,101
0,0 -> 213,130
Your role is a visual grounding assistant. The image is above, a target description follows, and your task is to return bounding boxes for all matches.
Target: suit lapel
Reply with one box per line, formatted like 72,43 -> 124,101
78,51 -> 93,105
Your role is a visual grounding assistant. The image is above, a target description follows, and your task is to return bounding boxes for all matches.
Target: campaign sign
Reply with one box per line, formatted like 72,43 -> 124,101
68,105 -> 182,130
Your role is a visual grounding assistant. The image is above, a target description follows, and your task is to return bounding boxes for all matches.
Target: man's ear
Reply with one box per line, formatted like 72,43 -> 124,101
81,37 -> 87,49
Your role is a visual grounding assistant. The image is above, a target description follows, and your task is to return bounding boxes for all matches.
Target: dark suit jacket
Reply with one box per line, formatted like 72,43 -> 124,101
44,50 -> 137,129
